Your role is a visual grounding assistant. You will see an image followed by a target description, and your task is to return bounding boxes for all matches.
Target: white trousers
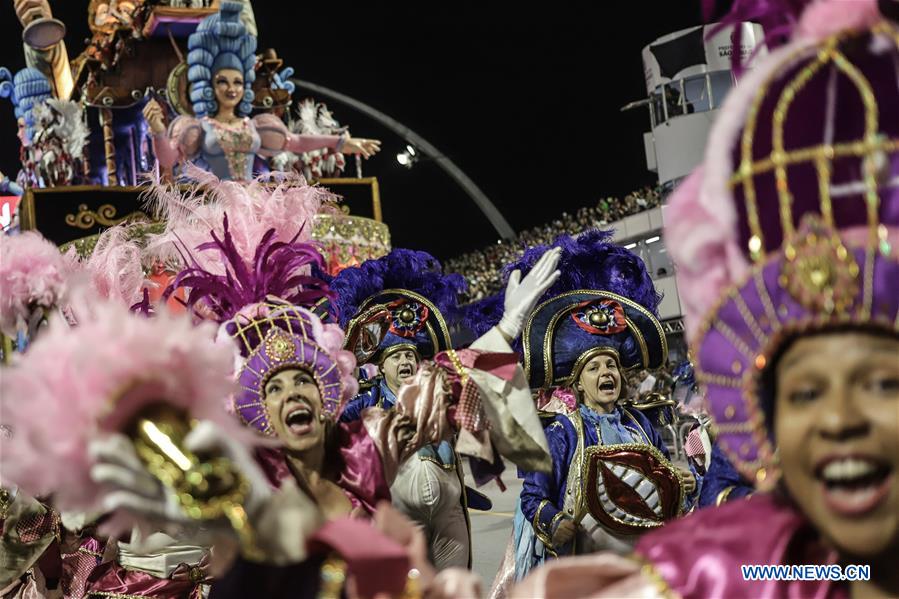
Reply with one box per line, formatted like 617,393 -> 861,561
390,456 -> 471,570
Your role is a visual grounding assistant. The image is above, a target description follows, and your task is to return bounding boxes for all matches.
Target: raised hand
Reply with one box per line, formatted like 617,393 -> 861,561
89,433 -> 186,525
142,98 -> 167,135
341,134 -> 382,158
497,247 -> 562,341
14,0 -> 52,28
90,421 -> 271,527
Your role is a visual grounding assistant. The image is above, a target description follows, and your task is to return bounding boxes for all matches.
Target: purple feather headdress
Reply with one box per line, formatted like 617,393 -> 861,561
465,229 -> 661,338
330,249 -> 466,362
330,248 -> 465,328
163,214 -> 334,324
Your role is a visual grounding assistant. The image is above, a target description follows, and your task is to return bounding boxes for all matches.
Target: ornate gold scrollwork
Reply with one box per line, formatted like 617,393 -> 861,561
65,203 -> 150,229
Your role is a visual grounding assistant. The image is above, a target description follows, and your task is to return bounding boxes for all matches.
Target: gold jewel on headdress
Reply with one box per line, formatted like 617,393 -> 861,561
780,216 -> 860,314
264,328 -> 297,363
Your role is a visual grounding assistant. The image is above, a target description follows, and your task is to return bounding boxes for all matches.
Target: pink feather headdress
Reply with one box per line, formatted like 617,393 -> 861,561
0,227 -> 151,339
0,232 -> 72,337
0,293 -> 241,511
69,223 -> 149,308
143,165 -> 336,276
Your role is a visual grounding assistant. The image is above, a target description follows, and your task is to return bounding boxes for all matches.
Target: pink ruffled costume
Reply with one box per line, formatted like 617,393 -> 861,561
152,114 -> 344,181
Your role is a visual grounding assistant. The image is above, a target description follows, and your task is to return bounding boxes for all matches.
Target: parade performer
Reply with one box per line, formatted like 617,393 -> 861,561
332,248 -> 480,570
511,0 -> 899,596
495,232 -> 695,588
0,225 -> 148,351
151,172 -> 552,519
142,2 -> 380,182
0,291 -> 290,598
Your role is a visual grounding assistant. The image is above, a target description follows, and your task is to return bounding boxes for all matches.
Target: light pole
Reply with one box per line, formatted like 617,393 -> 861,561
291,78 -> 516,240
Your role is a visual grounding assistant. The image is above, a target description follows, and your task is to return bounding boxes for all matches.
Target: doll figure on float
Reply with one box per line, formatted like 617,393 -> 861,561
1,66 -> 89,188
142,2 -> 381,182
1,67 -> 51,189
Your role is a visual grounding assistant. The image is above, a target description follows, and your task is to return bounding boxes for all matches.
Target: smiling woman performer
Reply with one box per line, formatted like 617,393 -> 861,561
511,1 -> 899,597
143,2 -> 379,181
158,197 -> 554,521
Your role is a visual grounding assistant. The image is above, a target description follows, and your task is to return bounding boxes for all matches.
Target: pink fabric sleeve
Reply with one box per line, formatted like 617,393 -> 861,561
353,365 -> 452,486
510,553 -> 665,599
153,116 -> 202,167
252,113 -> 342,157
337,420 -> 393,515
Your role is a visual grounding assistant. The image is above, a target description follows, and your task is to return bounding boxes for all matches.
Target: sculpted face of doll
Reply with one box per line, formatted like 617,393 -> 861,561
16,118 -> 28,147
212,68 -> 245,119
264,367 -> 325,453
775,332 -> 899,558
578,351 -> 622,414
380,349 -> 420,395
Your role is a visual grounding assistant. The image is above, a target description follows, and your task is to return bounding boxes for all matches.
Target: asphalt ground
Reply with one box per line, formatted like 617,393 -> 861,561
463,460 -> 522,589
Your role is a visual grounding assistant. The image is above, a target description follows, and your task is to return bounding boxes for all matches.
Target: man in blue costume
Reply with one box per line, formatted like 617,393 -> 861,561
333,249 -> 480,570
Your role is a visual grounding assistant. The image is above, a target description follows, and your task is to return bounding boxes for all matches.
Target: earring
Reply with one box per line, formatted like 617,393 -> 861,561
319,413 -> 326,423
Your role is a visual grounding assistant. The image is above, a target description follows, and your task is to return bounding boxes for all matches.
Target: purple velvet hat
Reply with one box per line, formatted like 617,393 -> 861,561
330,249 -> 463,364
666,3 -> 899,486
232,303 -> 354,435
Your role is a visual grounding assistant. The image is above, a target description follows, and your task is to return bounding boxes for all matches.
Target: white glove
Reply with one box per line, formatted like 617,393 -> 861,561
497,247 -> 561,341
90,422 -> 323,564
90,421 -> 271,527
90,433 -> 187,525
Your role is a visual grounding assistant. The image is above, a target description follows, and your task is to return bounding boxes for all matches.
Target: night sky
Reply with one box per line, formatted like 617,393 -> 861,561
0,2 -> 709,259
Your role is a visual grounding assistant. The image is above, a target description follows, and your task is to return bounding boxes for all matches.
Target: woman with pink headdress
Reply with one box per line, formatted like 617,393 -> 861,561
133,163 -> 554,523
511,0 -> 899,597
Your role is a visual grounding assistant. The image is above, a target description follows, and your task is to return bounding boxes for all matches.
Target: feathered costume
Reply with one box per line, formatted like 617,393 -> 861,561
0,227 -> 147,349
511,1 -> 899,597
489,231 -> 684,590
0,294 -> 239,598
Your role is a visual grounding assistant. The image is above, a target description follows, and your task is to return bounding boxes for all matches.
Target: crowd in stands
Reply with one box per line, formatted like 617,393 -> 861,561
445,185 -> 663,302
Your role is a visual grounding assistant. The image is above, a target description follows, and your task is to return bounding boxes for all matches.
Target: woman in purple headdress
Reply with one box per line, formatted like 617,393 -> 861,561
510,1 -> 899,597
156,198 -> 557,523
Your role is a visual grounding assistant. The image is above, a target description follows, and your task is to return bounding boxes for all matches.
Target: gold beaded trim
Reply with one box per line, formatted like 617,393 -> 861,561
633,554 -> 682,599
730,27 -> 895,264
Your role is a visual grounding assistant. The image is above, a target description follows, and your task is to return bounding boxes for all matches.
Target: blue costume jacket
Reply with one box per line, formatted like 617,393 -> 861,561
698,443 -> 753,508
519,405 -> 669,550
